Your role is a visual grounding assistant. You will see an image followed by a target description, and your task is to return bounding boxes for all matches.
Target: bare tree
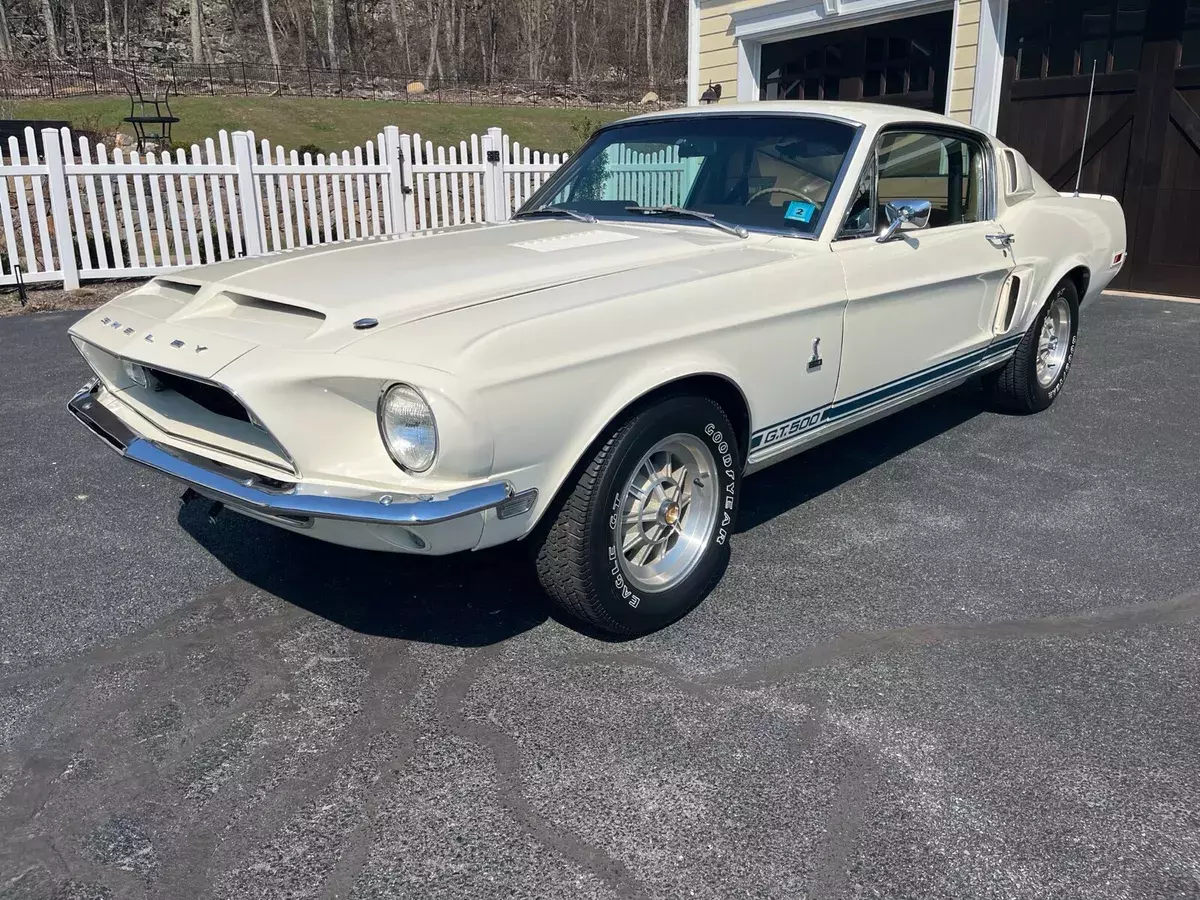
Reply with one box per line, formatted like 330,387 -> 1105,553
41,0 -> 60,58
67,0 -> 84,53
388,0 -> 412,73
262,0 -> 282,66
324,0 -> 337,69
287,0 -> 309,66
2,0 -> 690,96
0,0 -> 13,58
423,0 -> 441,83
102,0 -> 114,61
189,0 -> 203,62
643,0 -> 653,87
656,0 -> 672,66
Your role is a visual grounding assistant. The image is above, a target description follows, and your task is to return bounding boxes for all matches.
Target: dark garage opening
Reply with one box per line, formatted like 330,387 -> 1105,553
759,10 -> 954,113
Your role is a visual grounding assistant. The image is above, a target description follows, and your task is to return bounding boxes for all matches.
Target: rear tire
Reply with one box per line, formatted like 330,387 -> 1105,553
533,395 -> 741,636
987,278 -> 1080,414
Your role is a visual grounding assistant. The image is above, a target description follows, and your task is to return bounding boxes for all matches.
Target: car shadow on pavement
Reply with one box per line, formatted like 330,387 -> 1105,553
736,382 -> 987,532
181,383 -> 986,645
180,504 -> 551,647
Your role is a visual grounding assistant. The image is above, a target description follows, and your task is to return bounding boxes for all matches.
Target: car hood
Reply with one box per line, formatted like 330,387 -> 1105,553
76,218 -> 753,354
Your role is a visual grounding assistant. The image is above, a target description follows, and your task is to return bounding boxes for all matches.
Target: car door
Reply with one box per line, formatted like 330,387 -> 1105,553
831,128 -> 1013,407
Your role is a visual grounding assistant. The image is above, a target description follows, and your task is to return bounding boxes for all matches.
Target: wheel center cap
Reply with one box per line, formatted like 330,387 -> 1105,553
661,502 -> 681,526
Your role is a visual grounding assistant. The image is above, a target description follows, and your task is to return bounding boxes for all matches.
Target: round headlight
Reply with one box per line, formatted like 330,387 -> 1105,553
378,383 -> 438,472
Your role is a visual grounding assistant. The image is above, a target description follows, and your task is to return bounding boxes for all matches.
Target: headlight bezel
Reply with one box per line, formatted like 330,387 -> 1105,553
377,382 -> 439,473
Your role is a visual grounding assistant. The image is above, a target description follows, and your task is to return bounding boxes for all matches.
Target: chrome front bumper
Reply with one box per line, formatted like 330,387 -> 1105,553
67,381 -> 516,533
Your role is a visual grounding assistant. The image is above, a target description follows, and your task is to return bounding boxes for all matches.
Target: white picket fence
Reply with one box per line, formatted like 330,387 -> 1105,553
0,125 -> 569,290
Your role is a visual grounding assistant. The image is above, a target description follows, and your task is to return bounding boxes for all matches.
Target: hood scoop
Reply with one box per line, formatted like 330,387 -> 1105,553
178,291 -> 327,345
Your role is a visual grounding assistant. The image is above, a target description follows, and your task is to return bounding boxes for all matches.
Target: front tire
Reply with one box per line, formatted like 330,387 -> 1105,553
987,278 -> 1080,413
533,395 -> 742,636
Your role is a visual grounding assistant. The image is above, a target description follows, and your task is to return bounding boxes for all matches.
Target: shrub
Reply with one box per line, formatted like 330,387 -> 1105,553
196,228 -> 248,265
75,231 -> 128,270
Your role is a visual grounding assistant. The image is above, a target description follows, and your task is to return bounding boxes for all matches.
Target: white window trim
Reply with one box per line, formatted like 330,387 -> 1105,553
971,0 -> 1009,133
687,0 -> 701,106
725,0 -> 1008,130
732,0 -> 953,43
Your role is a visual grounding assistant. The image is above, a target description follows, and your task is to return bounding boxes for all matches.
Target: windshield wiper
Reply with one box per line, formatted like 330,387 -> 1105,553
512,206 -> 597,224
625,205 -> 749,239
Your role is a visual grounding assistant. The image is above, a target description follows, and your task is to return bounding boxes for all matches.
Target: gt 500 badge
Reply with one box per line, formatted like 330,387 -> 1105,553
754,408 -> 826,450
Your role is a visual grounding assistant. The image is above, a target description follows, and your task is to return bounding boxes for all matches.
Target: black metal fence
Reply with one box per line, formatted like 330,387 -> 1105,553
0,59 -> 683,108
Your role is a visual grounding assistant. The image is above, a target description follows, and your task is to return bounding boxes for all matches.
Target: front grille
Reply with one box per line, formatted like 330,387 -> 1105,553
149,368 -> 252,424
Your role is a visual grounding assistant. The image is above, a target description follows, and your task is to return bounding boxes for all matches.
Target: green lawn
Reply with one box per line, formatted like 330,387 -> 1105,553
7,96 -> 629,154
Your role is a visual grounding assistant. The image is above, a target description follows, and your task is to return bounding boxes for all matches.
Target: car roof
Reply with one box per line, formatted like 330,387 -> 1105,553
617,100 -> 987,135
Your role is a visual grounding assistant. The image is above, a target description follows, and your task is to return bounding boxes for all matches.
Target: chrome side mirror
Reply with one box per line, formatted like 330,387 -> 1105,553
876,199 -> 932,243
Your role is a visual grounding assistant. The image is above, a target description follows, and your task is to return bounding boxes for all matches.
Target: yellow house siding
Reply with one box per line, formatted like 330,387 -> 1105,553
697,2 -> 743,101
950,0 -> 982,123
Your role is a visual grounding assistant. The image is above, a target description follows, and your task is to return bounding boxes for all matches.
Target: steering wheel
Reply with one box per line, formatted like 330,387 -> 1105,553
746,186 -> 819,206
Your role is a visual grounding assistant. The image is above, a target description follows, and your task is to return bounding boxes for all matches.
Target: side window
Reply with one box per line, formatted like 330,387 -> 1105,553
875,131 -> 987,228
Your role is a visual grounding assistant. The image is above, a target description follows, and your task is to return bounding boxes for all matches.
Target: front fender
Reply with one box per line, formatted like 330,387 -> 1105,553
543,357 -> 749,519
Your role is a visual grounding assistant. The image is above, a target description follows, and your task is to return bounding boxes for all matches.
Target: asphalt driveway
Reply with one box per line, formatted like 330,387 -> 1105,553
2,295 -> 1199,899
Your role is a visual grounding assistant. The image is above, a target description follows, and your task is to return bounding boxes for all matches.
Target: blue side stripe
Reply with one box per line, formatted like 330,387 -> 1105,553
749,335 -> 1021,451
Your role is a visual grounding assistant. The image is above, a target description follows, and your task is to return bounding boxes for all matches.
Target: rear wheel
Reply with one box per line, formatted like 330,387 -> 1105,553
987,278 -> 1080,413
533,396 -> 741,636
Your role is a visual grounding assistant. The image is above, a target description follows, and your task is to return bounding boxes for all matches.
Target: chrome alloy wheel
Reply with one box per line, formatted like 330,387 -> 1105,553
612,433 -> 720,594
1036,295 -> 1072,387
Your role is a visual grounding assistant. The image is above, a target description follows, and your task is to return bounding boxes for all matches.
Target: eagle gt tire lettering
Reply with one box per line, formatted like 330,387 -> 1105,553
534,395 -> 741,636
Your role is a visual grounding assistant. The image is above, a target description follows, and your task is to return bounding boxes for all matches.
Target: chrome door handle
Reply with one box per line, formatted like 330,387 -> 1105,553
986,232 -> 1015,246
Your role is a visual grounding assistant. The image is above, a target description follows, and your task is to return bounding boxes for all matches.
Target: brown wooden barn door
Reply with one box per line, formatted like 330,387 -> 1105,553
1135,1 -> 1200,295
999,0 -> 1200,296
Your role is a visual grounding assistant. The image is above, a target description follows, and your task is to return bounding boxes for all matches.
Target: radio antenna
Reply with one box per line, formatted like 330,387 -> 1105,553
1074,59 -> 1098,197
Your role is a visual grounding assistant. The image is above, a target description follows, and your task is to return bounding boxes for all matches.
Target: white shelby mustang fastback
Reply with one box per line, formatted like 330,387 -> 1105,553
68,102 -> 1127,635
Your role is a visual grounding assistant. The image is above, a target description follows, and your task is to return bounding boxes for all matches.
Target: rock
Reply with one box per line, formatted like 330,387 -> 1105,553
640,91 -> 659,104
407,81 -> 426,95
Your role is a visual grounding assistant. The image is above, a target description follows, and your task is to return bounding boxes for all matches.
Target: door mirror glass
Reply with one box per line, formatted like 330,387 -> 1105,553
877,198 -> 932,242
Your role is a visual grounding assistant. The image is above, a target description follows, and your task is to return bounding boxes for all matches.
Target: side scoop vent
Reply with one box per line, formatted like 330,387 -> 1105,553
222,292 -> 326,324
151,278 -> 204,300
180,291 -> 327,344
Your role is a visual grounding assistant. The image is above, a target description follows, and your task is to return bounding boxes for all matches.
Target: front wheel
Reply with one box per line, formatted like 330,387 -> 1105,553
986,278 -> 1080,414
533,395 -> 742,636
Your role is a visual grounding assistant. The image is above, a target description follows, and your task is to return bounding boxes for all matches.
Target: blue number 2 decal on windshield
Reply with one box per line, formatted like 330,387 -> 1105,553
784,200 -> 816,224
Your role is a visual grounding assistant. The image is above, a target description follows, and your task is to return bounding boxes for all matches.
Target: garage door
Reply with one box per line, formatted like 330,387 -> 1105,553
999,0 -> 1200,296
759,11 -> 954,113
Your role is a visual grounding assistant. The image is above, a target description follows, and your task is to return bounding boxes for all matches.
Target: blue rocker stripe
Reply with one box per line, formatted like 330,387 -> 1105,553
749,334 -> 1023,450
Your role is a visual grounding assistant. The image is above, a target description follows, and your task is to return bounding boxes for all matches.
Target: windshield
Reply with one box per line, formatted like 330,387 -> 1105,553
522,114 -> 860,236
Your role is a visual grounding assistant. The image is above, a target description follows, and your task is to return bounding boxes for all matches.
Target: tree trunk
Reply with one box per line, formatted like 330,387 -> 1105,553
41,0 -> 59,58
569,0 -> 578,83
309,0 -> 321,65
0,0 -> 13,58
226,0 -> 245,54
261,0 -> 281,66
325,0 -> 337,69
387,0 -> 409,74
287,0 -> 307,67
423,0 -> 440,84
656,0 -> 671,59
341,0 -> 355,71
189,0 -> 202,62
122,0 -> 128,57
102,0 -> 113,61
644,0 -> 654,87
67,0 -> 82,53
